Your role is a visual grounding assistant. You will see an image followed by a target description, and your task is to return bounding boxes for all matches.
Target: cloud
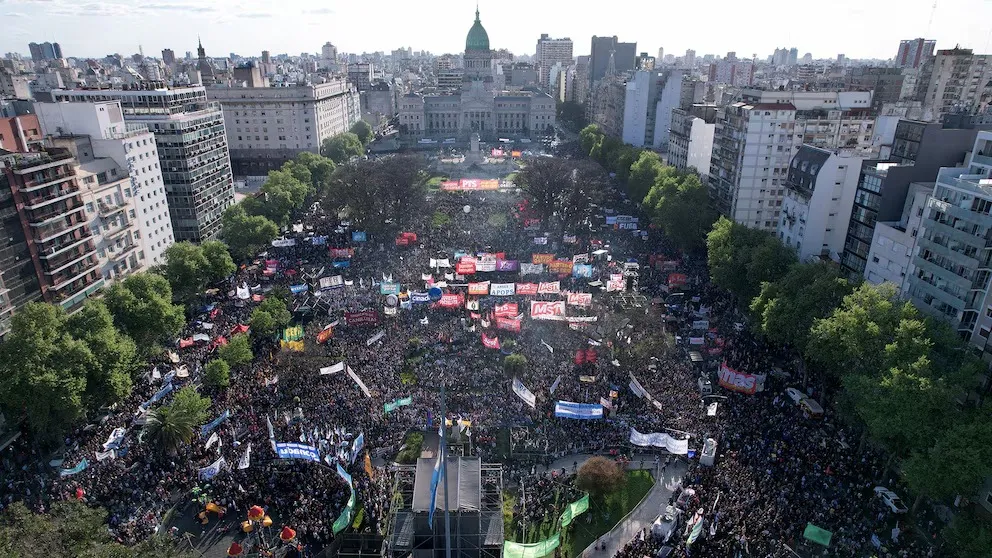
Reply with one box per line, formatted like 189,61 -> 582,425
237,11 -> 270,18
307,7 -> 333,14
4,10 -> 26,15
143,3 -> 216,13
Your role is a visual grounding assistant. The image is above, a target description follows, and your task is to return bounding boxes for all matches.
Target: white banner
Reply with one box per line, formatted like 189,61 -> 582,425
238,442 -> 252,470
629,428 -> 689,454
477,255 -> 497,272
537,281 -> 561,295
549,375 -> 562,394
490,283 -> 516,296
520,263 -> 545,275
566,293 -> 592,307
541,339 -> 554,353
366,329 -> 385,346
320,362 -> 346,375
348,366 -> 372,398
512,378 -> 537,408
692,320 -> 710,330
531,301 -> 566,320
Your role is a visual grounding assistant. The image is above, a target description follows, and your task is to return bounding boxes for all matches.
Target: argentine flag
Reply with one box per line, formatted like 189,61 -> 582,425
428,424 -> 446,527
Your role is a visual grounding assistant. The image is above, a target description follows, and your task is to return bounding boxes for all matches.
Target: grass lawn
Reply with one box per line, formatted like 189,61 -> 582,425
395,431 -> 424,464
503,469 -> 654,558
427,176 -> 448,190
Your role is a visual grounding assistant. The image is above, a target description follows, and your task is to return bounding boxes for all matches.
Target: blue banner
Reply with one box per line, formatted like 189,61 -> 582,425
411,291 -> 431,304
554,401 -> 604,420
141,382 -> 174,409
311,235 -> 328,245
352,231 -> 367,242
380,282 -> 400,295
290,284 -> 309,294
350,433 -> 365,464
454,250 -> 468,260
572,264 -> 594,278
333,260 -> 351,268
275,442 -> 321,462
60,458 -> 88,477
200,409 -> 231,438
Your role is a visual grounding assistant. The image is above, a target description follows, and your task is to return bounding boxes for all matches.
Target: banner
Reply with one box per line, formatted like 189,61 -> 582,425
317,327 -> 334,344
600,397 -> 613,410
503,535 -> 561,558
350,433 -> 365,464
572,254 -> 589,264
496,317 -> 522,332
320,276 -> 344,290
456,257 -> 477,275
559,494 -> 589,527
692,319 -> 710,330
563,234 -> 577,244
549,375 -> 562,394
482,333 -> 501,349
345,310 -> 379,326
271,238 -> 296,248
140,382 -> 174,409
516,283 -> 539,296
554,401 -> 603,420
200,409 -> 231,438
290,284 -> 309,294
668,273 -> 688,288
520,263 -> 545,275
60,458 -> 89,477
477,255 -> 497,272
366,330 -> 385,346
411,291 -> 431,304
513,378 -> 537,408
718,362 -> 761,394
548,260 -> 574,275
537,282 -> 561,295
541,339 -> 554,353
332,260 -> 351,268
494,302 -> 518,317
490,283 -> 515,296
629,428 -> 689,454
689,337 -> 705,345
348,366 -> 372,398
276,442 -> 320,462
533,237 -> 548,245
530,301 -> 566,320
198,457 -> 226,480
237,442 -> 252,470
497,259 -> 519,272
380,282 -> 400,295
579,375 -> 597,383
384,396 -> 413,414
572,264 -> 594,278
320,362 -> 346,375
532,253 -> 555,265
333,463 -> 356,534
430,258 -> 452,268
567,293 -> 592,307
468,282 -> 490,295
438,293 -> 464,308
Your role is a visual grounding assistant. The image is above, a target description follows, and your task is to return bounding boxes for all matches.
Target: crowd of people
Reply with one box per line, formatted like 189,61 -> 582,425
0,159 -> 940,558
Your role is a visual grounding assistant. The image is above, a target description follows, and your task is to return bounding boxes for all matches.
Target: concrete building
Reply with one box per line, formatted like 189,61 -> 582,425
34,100 -> 175,272
505,63 -> 538,89
586,55 -> 627,138
207,79 -> 361,181
0,70 -> 32,100
535,34 -> 573,91
777,146 -> 866,262
0,150 -> 44,337
362,80 -> 398,124
621,69 -> 685,149
906,132 -> 992,356
709,90 -> 874,232
863,182 -> 931,287
28,42 -> 62,63
589,36 -> 636,85
570,56 -> 590,103
683,49 -> 696,69
2,147 -> 104,313
51,85 -> 235,242
0,107 -> 44,152
917,47 -> 992,120
707,55 -> 754,87
839,118 -> 989,277
162,49 -> 176,66
895,38 -> 936,69
669,104 -> 717,177
846,67 -> 905,112
347,62 -> 374,92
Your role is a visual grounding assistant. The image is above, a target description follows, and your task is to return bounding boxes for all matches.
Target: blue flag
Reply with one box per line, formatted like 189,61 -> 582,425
428,423 -> 445,527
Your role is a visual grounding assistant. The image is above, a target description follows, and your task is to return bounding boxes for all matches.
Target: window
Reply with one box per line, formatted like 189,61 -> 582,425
981,327 -> 991,339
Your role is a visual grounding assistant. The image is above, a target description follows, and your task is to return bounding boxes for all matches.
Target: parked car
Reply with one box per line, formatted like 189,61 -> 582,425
874,486 -> 909,514
785,387 -> 806,405
674,487 -> 697,512
799,398 -> 825,419
651,506 -> 682,543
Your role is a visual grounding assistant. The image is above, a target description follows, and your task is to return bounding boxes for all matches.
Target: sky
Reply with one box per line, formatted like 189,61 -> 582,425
1,0 -> 991,61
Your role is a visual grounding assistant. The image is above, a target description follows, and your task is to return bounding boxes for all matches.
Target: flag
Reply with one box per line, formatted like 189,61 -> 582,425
706,402 -> 718,416
238,443 -> 252,470
364,451 -> 374,479
266,415 -> 277,452
428,425 -> 446,527
205,432 -> 220,449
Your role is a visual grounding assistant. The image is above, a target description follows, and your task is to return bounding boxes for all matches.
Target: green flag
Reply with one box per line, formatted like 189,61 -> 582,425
560,494 -> 589,527
503,534 -> 561,558
384,396 -> 414,414
803,523 -> 832,547
686,517 -> 704,545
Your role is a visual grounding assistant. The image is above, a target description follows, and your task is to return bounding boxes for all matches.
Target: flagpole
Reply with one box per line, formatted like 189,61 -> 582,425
441,384 -> 452,558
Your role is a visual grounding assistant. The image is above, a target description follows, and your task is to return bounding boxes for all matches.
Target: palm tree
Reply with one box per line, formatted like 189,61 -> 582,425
142,386 -> 211,454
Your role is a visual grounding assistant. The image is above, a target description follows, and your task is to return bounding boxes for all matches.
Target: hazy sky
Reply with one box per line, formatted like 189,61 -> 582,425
2,0 -> 991,61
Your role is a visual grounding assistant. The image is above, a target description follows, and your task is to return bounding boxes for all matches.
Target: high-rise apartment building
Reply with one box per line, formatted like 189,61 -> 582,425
570,55 -> 590,104
621,70 -> 685,149
347,62 -> 374,92
207,79 -> 361,182
161,49 -> 176,66
589,36 -> 636,85
709,90 -> 874,231
707,54 -> 754,87
51,85 -> 235,242
895,38 -> 936,69
846,67 -> 906,112
535,34 -> 573,91
683,49 -> 696,69
34,100 -> 175,272
669,104 -> 717,178
917,47 -> 992,120
28,42 -> 62,63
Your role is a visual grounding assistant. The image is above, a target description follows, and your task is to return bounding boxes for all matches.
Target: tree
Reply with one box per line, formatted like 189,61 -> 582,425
0,303 -> 92,443
579,124 -> 604,155
516,158 -> 607,233
504,354 -> 527,376
902,414 -> 992,506
201,240 -> 236,283
295,151 -> 336,193
249,309 -> 276,336
325,155 -> 428,235
749,263 -> 853,349
203,359 -> 231,389
627,151 -> 666,202
257,297 -> 291,330
104,272 -> 186,350
65,300 -> 139,409
281,160 -> 313,194
706,217 -> 795,302
576,456 -> 625,499
142,385 -> 211,454
321,132 -> 364,163
222,205 -> 279,262
218,333 -> 253,368
642,169 -> 717,252
242,169 -> 308,226
943,509 -> 992,558
350,120 -> 374,145
161,241 -> 210,304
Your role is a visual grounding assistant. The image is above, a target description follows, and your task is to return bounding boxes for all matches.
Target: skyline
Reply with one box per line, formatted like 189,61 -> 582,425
2,0 -> 992,61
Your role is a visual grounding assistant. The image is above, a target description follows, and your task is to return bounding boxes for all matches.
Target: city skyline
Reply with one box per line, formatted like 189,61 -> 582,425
2,0 -> 990,61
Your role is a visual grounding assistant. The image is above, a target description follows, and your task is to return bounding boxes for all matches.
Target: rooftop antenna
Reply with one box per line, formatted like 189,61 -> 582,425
925,0 -> 937,37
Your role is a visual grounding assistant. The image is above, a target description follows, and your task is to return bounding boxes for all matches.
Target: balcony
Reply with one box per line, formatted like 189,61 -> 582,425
98,200 -> 127,218
972,153 -> 992,168
40,235 -> 94,261
23,187 -> 82,210
45,249 -> 97,276
49,259 -> 100,291
27,199 -> 85,225
33,218 -> 89,244
19,170 -> 74,193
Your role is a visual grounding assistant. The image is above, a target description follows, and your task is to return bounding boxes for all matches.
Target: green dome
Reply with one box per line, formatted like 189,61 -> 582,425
465,9 -> 490,51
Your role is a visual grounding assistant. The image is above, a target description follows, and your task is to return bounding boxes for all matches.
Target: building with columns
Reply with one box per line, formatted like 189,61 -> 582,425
398,8 -> 556,142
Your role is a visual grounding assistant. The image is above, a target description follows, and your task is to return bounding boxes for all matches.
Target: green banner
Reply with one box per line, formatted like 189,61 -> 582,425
686,517 -> 704,545
503,534 -> 560,558
282,326 -> 304,341
332,464 -> 357,534
384,396 -> 414,414
559,494 -> 589,527
803,523 -> 832,547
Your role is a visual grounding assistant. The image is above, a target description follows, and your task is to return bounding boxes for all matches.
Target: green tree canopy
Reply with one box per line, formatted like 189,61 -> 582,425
203,358 -> 231,389
942,508 -> 992,558
576,455 -> 625,499
350,120 -> 374,145
221,205 -> 279,262
294,151 -> 336,194
902,413 -> 992,503
642,169 -> 716,252
104,272 -> 186,350
516,158 -> 607,233
706,216 -> 796,301
579,124 -> 604,155
749,263 -> 854,349
242,169 -> 309,226
218,333 -> 253,368
161,241 -> 210,304
142,385 -> 211,454
200,240 -> 236,283
325,155 -> 428,236
503,354 -> 527,376
258,297 -> 291,330
627,151 -> 666,202
65,300 -> 139,408
249,309 -> 276,336
321,132 -> 365,163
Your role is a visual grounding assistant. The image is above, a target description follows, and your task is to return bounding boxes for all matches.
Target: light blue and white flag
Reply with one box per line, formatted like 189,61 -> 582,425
200,409 -> 231,438
553,401 -> 604,420
428,425 -> 445,527
198,457 -> 226,480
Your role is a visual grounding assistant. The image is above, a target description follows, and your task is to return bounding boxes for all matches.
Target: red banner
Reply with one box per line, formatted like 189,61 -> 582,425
345,310 -> 379,326
456,257 -> 477,275
574,350 -> 585,365
548,260 -> 574,275
496,317 -> 522,332
316,328 -> 333,344
668,273 -> 688,288
440,180 -> 460,190
718,362 -> 758,394
329,248 -> 354,258
438,293 -> 464,308
530,301 -> 566,320
494,302 -> 518,317
537,282 -> 561,295
532,253 -> 555,265
585,348 -> 597,363
567,293 -> 593,307
468,282 -> 490,295
482,333 -> 501,349
516,283 -> 538,296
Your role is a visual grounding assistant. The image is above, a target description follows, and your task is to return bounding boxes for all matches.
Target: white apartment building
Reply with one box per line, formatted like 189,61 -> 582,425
669,105 -> 716,177
863,182 -> 931,288
535,34 -> 573,91
207,79 -> 361,183
918,47 -> 992,121
777,146 -> 866,262
34,100 -> 174,277
621,70 -> 684,149
710,89 -> 874,231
